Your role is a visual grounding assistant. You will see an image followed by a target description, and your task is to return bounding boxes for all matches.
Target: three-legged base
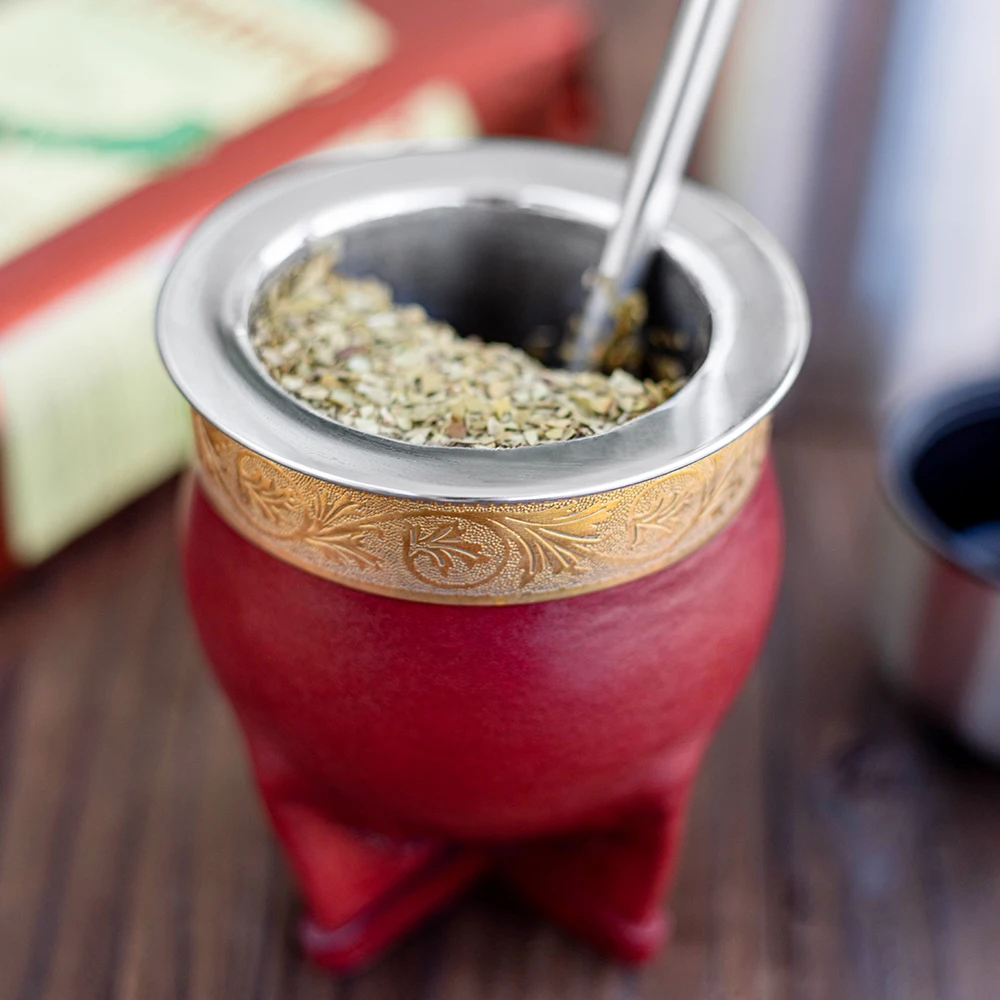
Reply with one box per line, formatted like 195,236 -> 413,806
265,788 -> 692,972
184,465 -> 785,973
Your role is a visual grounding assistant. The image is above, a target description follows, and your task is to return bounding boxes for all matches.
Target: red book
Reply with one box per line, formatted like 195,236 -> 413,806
0,0 -> 594,581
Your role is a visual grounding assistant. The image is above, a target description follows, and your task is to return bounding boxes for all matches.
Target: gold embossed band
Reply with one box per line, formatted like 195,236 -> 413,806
193,415 -> 770,605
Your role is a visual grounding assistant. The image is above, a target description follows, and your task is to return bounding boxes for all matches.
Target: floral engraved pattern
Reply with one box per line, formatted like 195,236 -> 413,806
627,470 -> 706,547
236,455 -> 302,535
401,518 -> 501,589
192,415 -> 770,605
301,494 -> 382,569
405,522 -> 484,574
497,505 -> 615,585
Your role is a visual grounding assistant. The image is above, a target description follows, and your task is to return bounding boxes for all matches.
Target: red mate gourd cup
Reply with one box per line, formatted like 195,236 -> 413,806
156,141 -> 809,971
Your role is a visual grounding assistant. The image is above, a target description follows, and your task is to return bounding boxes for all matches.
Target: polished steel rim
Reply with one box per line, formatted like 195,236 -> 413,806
157,140 -> 809,502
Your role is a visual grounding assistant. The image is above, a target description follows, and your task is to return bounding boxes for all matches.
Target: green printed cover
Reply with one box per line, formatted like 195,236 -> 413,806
0,0 -> 392,266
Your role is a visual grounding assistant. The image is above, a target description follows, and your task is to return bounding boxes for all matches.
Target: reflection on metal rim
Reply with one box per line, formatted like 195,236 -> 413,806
157,140 -> 808,503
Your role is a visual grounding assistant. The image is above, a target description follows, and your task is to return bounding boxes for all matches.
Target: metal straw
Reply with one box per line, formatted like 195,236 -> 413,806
568,0 -> 744,370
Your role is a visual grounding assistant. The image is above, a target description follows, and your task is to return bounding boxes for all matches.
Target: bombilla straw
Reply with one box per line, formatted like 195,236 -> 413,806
568,0 -> 744,371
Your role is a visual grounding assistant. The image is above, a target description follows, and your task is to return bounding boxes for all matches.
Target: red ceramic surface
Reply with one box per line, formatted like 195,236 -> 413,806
183,457 -> 782,970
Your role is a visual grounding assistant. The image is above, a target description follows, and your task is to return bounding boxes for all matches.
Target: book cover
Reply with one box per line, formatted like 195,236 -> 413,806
0,0 -> 594,578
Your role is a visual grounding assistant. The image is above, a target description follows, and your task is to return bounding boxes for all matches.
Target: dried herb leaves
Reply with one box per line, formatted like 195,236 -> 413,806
251,253 -> 686,448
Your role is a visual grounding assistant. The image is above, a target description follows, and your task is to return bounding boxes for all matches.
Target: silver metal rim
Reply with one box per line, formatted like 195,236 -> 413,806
157,140 -> 809,503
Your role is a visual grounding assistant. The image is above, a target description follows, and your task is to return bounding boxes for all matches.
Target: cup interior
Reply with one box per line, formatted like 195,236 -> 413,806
258,203 -> 713,380
890,382 -> 1000,582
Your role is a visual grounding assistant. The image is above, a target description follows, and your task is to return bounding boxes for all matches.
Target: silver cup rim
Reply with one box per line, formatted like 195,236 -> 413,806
156,139 -> 809,502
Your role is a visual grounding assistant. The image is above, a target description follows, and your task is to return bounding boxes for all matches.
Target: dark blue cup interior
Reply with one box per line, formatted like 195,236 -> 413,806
885,380 -> 1000,585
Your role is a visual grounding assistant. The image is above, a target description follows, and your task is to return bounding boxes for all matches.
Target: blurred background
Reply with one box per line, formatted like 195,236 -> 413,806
3,1 -> 1000,997
2,0 -> 998,575
3,0 -> 999,577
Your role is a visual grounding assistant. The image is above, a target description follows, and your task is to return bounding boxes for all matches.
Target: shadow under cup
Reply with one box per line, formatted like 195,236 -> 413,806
876,380 -> 1000,758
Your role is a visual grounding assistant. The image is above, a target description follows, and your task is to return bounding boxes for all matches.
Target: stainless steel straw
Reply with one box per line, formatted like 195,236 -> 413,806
568,0 -> 744,370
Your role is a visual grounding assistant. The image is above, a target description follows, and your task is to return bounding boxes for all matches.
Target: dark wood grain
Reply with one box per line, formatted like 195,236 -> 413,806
6,5 -> 1000,997
6,417 -> 1000,1000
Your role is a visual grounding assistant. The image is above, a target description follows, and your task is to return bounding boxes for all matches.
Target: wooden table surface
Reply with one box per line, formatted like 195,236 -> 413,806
8,421 -> 1000,1000
5,4 -> 1000,998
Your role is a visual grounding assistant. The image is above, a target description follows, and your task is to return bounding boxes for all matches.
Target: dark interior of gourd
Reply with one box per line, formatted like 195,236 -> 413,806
296,202 -> 712,379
